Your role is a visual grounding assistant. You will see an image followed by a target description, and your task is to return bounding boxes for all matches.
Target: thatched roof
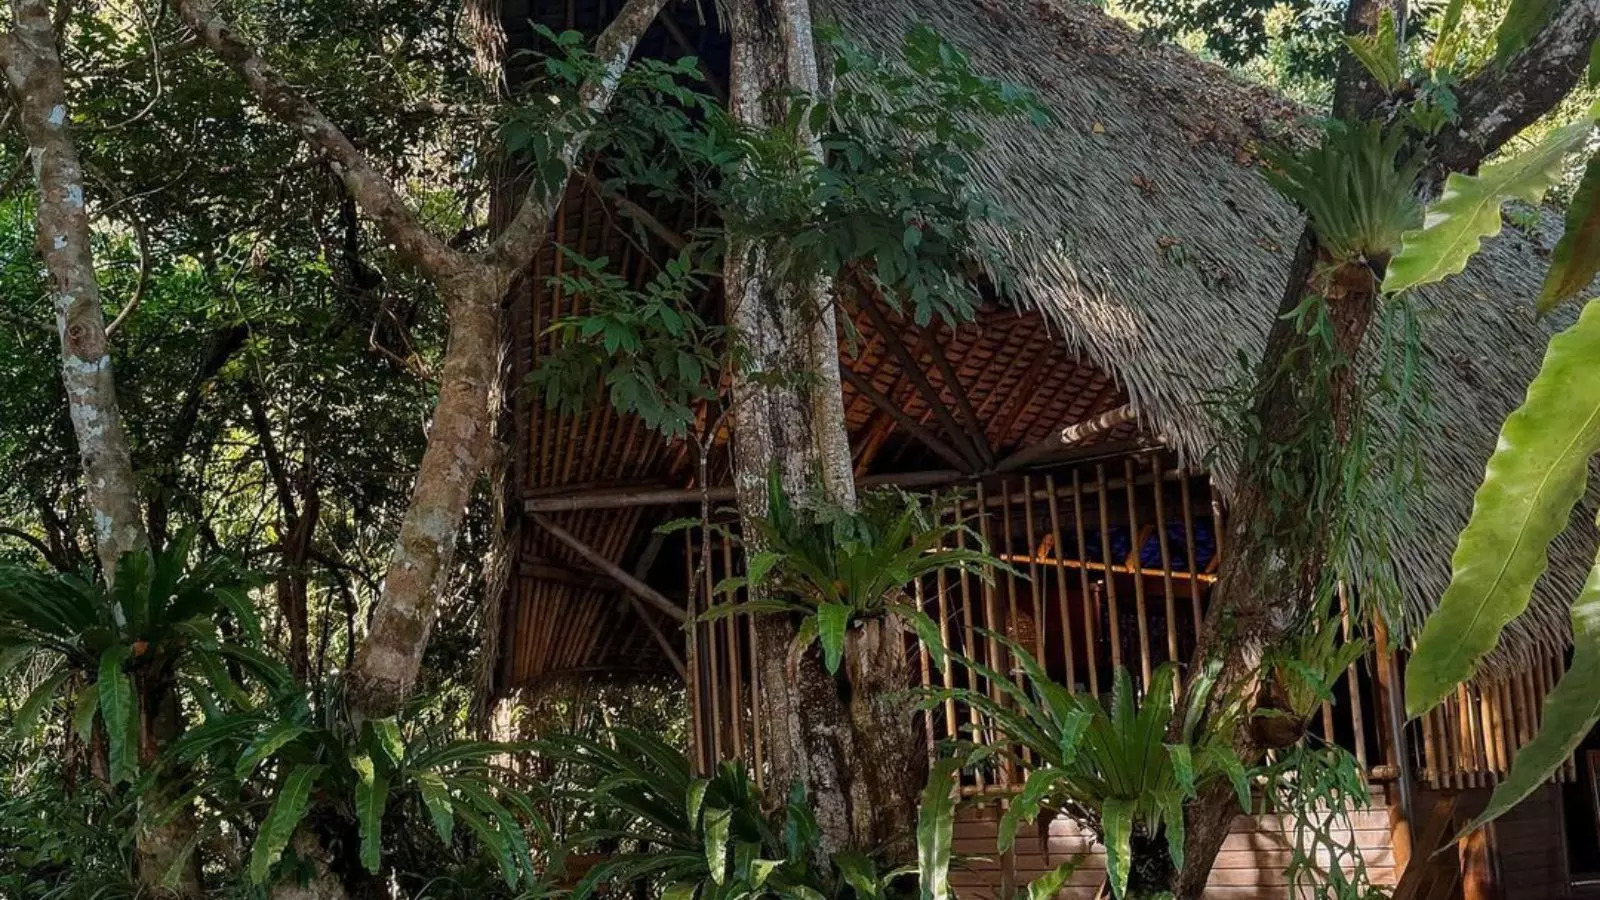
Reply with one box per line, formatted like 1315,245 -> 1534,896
834,0 -> 1592,657
492,0 -> 1591,696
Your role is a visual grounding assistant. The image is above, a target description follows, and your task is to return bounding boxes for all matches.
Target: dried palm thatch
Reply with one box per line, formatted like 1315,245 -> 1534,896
832,0 -> 1593,659
492,0 -> 1591,696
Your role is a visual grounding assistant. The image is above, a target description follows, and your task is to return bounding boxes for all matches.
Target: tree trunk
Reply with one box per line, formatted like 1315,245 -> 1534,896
725,0 -> 925,861
1171,1 -> 1600,895
1,4 -> 200,895
1,0 -> 149,578
350,273 -> 501,716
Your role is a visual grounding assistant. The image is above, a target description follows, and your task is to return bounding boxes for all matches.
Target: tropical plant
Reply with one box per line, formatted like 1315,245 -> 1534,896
165,675 -> 548,892
1254,595 -> 1369,748
1395,56 -> 1600,837
537,727 -> 917,900
0,537 -> 261,784
700,474 -> 998,675
919,637 -> 1251,900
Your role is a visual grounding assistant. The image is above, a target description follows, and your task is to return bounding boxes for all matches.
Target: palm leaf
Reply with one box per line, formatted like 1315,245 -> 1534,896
1408,299 -> 1600,715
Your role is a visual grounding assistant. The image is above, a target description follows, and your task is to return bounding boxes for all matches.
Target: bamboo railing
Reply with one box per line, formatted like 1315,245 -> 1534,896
682,456 -> 1570,793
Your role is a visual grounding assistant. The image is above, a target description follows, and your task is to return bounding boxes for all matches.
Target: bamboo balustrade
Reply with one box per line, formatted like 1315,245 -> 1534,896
682,457 -> 1572,794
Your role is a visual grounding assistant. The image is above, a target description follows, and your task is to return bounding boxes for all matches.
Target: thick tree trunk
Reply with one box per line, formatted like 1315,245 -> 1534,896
351,274 -> 501,715
2,5 -> 201,895
1171,2 -> 1600,896
725,0 -> 925,861
1,0 -> 149,578
174,0 -> 669,720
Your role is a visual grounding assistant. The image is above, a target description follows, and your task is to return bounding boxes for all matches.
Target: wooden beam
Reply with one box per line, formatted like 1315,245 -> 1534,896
529,512 -> 687,623
856,295 -> 987,468
918,322 -> 993,465
994,404 -> 1141,472
627,531 -> 687,679
840,367 -> 973,472
524,469 -> 966,513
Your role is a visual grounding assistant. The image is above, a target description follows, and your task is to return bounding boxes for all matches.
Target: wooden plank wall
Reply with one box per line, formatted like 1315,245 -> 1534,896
950,800 -> 1396,899
1489,784 -> 1570,900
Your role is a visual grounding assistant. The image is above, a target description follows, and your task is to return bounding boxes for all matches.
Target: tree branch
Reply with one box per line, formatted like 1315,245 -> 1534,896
1434,0 -> 1600,175
169,0 -> 465,281
480,0 -> 670,277
2,0 -> 151,576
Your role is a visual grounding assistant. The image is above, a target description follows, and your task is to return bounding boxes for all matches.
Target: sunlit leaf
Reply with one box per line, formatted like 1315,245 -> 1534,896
917,756 -> 963,900
1538,152 -> 1600,312
1494,0 -> 1559,64
1025,857 -> 1081,900
249,764 -> 324,885
354,753 -> 390,873
98,647 -> 136,783
1384,119 -> 1592,294
816,602 -> 851,675
1102,796 -> 1134,899
1467,547 -> 1600,832
1408,300 -> 1600,716
415,771 -> 455,843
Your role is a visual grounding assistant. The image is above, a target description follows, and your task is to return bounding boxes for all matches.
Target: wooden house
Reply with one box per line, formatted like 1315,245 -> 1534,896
478,0 -> 1597,896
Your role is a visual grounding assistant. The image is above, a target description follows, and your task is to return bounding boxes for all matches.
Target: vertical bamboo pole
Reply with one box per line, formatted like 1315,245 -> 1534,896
1096,465 -> 1122,676
1338,586 -> 1367,770
1072,469 -> 1100,697
917,576 -> 936,758
1179,477 -> 1204,644
685,536 -> 705,774
1022,475 -> 1046,669
1123,459 -> 1153,684
979,482 -> 1014,784
1046,475 -> 1079,691
956,510 -> 985,792
721,534 -> 743,762
703,538 -> 723,765
1150,460 -> 1179,676
935,493 -> 957,740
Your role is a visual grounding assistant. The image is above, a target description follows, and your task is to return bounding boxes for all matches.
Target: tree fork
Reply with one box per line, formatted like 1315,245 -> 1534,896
723,0 -> 926,861
1172,2 -> 1600,895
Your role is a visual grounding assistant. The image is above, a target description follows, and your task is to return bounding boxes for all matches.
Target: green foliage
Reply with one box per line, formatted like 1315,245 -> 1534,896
540,727 -> 914,900
514,26 -> 1045,435
526,250 -> 721,437
1539,152 -> 1600,312
1343,9 -> 1404,94
1260,744 -> 1387,900
1263,119 -> 1423,265
171,676 -> 546,889
1407,300 -> 1600,717
0,539 -> 260,783
1464,549 -> 1600,831
1493,0 -> 1560,64
921,638 -> 1249,900
915,756 -> 963,900
1383,117 -> 1595,294
1260,593 -> 1369,722
700,475 -> 997,675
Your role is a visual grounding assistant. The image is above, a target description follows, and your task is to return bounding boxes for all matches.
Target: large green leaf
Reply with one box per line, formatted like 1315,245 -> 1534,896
11,667 -> 68,738
71,682 -> 100,742
1025,857 -> 1082,900
1467,549 -> 1600,831
1539,151 -> 1600,312
816,602 -> 851,675
1407,300 -> 1600,716
249,764 -> 325,885
354,753 -> 390,873
1494,0 -> 1559,63
1102,796 -> 1134,900
703,807 -> 731,884
97,647 -> 136,783
235,722 -> 310,780
917,756 -> 963,900
415,770 -> 455,843
1383,119 -> 1593,295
